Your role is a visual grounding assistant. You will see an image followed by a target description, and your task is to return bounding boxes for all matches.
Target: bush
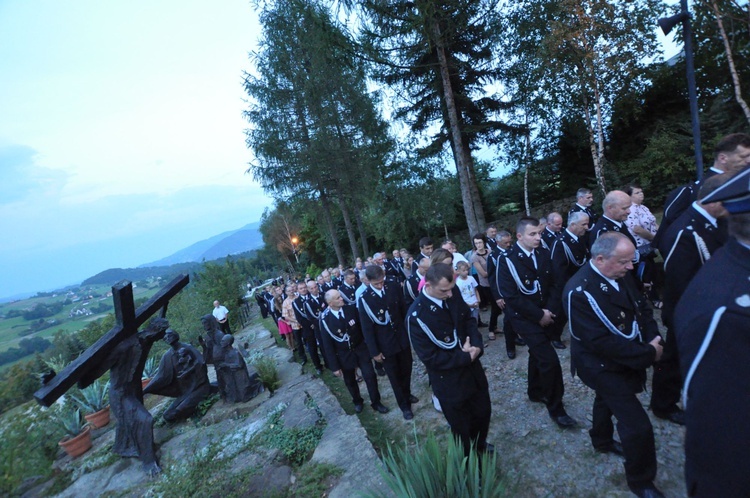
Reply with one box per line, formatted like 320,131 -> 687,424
369,432 -> 507,498
251,355 -> 281,394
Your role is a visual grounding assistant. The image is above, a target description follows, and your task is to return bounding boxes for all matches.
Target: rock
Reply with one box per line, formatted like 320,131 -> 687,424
245,465 -> 292,496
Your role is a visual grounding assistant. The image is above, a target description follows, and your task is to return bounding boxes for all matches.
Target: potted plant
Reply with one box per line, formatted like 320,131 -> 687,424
57,408 -> 92,458
72,379 -> 110,428
142,356 -> 158,389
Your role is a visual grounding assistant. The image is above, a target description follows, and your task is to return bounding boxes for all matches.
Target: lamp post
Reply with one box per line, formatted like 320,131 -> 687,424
659,0 -> 703,181
290,237 -> 299,263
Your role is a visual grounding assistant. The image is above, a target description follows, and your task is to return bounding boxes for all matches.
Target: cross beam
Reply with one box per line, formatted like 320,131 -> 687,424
34,274 -> 190,406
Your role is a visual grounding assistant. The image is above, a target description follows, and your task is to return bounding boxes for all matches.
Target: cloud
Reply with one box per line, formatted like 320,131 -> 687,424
0,143 -> 69,202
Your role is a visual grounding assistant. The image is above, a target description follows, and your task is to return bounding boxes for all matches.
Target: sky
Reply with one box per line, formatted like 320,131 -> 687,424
0,0 -> 273,300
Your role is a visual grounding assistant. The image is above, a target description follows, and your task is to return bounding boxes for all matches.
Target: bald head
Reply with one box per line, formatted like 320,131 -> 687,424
325,289 -> 343,310
418,257 -> 431,276
602,190 -> 632,222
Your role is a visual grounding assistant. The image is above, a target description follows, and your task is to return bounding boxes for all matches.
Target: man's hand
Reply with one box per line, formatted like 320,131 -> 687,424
539,309 -> 555,327
461,336 -> 480,361
495,298 -> 505,310
373,353 -> 385,363
649,336 -> 664,362
333,370 -> 342,378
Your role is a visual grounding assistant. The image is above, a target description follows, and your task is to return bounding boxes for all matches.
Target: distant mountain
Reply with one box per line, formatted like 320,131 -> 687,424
139,221 -> 264,267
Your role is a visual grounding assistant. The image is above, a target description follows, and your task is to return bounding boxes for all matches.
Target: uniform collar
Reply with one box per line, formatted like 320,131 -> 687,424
423,290 -> 446,308
692,202 -> 718,228
602,215 -> 623,228
565,228 -> 579,241
516,242 -> 535,258
589,261 -> 620,291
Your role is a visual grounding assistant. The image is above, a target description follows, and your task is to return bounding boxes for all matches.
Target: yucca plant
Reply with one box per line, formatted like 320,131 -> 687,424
368,432 -> 507,498
56,407 -> 88,439
142,356 -> 158,379
71,379 -> 109,413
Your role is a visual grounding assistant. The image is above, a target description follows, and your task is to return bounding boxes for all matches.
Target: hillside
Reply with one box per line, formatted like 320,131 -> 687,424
140,221 -> 263,267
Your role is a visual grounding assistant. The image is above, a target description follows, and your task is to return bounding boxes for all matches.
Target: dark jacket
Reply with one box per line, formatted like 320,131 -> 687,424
498,242 -> 561,324
357,283 -> 408,357
318,305 -> 366,372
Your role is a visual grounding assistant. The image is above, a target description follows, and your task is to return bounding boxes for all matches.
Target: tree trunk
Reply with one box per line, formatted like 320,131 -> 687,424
355,211 -> 369,257
581,87 -> 607,196
338,197 -> 361,263
524,130 -> 531,216
430,18 -> 485,236
712,0 -> 750,125
318,188 -> 345,267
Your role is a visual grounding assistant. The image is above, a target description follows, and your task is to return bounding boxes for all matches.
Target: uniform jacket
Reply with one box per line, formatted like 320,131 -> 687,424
550,229 -> 589,286
338,283 -> 357,306
661,205 -> 727,328
357,283 -> 408,357
318,304 -> 366,372
675,238 -> 750,497
564,262 -> 659,391
498,242 -> 561,324
487,245 -> 508,301
589,215 -> 638,251
406,291 -> 487,403
403,272 -> 422,309
541,228 -> 561,251
303,293 -> 327,330
292,295 -> 312,331
569,203 -> 598,226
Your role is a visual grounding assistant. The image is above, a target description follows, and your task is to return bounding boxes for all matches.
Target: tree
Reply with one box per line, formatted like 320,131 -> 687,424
244,0 -> 393,266
360,0 -> 518,235
502,0 -> 663,195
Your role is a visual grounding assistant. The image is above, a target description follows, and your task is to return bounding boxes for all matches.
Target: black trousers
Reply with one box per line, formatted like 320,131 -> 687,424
341,345 -> 381,407
439,381 -> 491,456
292,328 -> 306,362
488,298 -> 501,333
381,348 -> 413,410
301,326 -> 323,369
219,320 -> 232,335
503,313 -> 518,351
512,318 -> 565,416
590,372 -> 656,490
650,326 -> 681,415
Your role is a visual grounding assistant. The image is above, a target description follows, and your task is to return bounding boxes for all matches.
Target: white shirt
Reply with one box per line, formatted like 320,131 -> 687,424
456,276 -> 478,306
589,261 -> 620,292
212,305 -> 229,321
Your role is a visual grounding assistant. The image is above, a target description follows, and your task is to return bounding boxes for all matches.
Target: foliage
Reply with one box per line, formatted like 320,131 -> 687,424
0,336 -> 52,367
251,354 -> 281,394
71,379 -> 109,413
142,356 -> 159,379
193,393 -> 221,420
291,461 -> 344,497
367,432 -> 506,498
0,356 -> 47,415
0,404 -> 60,495
22,301 -> 64,320
254,401 -> 326,467
55,406 -> 88,439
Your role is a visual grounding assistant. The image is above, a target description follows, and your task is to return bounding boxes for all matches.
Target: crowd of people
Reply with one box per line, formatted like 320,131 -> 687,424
252,132 -> 750,498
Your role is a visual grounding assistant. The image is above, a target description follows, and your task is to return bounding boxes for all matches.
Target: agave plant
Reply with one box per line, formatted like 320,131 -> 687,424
71,379 -> 109,413
43,354 -> 69,374
56,407 -> 88,439
142,356 -> 158,379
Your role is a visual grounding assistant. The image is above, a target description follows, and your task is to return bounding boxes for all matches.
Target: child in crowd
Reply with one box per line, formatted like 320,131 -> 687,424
455,261 -> 480,323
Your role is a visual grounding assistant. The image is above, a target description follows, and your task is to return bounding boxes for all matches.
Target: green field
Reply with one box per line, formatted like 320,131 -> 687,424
0,282 -> 164,367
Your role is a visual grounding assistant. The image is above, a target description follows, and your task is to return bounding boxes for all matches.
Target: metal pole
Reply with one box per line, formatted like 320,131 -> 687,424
682,0 -> 704,181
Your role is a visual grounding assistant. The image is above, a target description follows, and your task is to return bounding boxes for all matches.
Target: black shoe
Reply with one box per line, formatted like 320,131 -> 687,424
630,484 -> 665,498
372,402 -> 390,414
408,395 -> 419,404
595,441 -> 625,458
552,340 -> 566,350
515,337 -> 527,346
528,395 -> 548,404
507,349 -> 516,359
402,409 -> 414,420
653,409 -> 685,426
477,321 -> 488,328
552,414 -> 577,428
354,403 -> 364,414
375,366 -> 386,377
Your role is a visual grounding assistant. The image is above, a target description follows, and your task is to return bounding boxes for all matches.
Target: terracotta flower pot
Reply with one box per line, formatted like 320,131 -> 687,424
85,406 -> 110,429
141,378 -> 150,390
59,425 -> 92,458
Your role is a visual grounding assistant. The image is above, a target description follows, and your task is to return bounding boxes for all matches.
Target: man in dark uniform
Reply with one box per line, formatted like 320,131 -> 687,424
292,282 -> 324,375
498,217 -> 575,428
565,232 -> 665,498
569,188 -> 599,227
675,166 -> 750,497
651,176 -> 729,426
485,225 -> 498,252
406,263 -> 491,456
412,236 -> 434,273
590,191 -> 638,249
549,211 -> 590,350
404,257 -> 429,309
540,212 -> 563,251
304,280 -> 329,371
319,289 -> 389,414
385,250 -> 405,283
488,230 -> 524,358
358,265 -> 417,419
338,270 -> 358,306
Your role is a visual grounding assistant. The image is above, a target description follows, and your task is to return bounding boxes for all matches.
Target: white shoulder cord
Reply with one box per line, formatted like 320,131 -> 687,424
321,310 -> 351,344
562,241 -> 586,267
692,231 -> 711,265
405,279 -> 417,300
567,290 -> 580,341
305,300 -> 322,320
415,316 -> 459,349
360,297 -> 391,326
505,258 -> 541,295
293,300 -> 308,320
682,306 -> 726,408
663,229 -> 684,272
340,290 -> 355,305
582,290 -> 641,341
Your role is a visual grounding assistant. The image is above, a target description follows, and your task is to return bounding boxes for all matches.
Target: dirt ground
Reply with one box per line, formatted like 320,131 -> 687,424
324,307 -> 686,498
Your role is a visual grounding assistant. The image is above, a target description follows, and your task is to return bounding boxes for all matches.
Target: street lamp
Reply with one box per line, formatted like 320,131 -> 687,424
290,237 -> 299,263
659,0 -> 704,181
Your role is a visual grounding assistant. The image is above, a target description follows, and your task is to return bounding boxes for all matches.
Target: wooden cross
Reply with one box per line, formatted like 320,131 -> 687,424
34,274 -> 189,407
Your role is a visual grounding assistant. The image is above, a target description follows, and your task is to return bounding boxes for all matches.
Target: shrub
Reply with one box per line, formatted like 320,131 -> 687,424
251,355 -> 281,394
369,432 -> 507,498
71,379 -> 109,413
